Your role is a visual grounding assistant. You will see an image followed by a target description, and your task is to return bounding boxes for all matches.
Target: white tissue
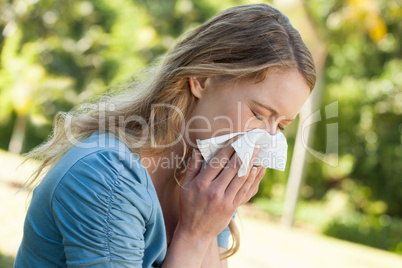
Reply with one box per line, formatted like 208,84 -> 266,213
196,128 -> 288,177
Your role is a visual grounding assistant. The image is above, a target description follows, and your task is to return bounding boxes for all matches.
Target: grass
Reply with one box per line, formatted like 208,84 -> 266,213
253,197 -> 402,255
253,197 -> 334,230
0,252 -> 14,268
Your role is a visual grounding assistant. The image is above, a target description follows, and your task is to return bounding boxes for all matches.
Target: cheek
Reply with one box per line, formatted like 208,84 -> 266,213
236,107 -> 260,132
213,108 -> 238,131
188,105 -> 238,139
245,119 -> 267,132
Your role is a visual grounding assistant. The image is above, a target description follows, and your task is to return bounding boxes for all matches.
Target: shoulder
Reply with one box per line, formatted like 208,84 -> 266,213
58,131 -> 144,174
51,131 -> 155,223
54,131 -> 148,184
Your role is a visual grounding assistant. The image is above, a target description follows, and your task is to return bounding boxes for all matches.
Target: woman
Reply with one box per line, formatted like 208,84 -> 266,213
15,3 -> 316,268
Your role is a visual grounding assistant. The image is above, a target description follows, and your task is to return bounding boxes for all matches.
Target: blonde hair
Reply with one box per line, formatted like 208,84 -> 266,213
21,4 -> 316,259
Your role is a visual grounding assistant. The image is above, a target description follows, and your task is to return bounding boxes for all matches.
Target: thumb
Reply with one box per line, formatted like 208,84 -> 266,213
183,148 -> 203,183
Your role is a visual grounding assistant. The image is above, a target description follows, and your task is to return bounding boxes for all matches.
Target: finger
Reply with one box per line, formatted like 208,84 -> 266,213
247,146 -> 261,173
218,145 -> 259,193
218,144 -> 260,184
238,166 -> 265,205
200,134 -> 244,182
248,167 -> 266,198
234,166 -> 259,205
213,150 -> 243,190
182,148 -> 203,184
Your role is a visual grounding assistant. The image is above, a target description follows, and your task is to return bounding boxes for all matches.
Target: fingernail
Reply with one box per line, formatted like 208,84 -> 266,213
251,166 -> 257,175
253,147 -> 260,158
192,148 -> 196,160
253,148 -> 260,162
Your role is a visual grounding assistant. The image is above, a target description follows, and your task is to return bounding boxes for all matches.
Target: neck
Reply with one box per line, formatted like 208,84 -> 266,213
139,141 -> 188,200
139,142 -> 190,242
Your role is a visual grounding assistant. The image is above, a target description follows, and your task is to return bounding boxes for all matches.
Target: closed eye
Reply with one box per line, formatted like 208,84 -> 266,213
252,111 -> 285,131
252,111 -> 264,120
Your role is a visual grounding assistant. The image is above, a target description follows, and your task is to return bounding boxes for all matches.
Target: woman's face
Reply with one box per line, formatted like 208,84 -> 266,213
186,67 -> 311,146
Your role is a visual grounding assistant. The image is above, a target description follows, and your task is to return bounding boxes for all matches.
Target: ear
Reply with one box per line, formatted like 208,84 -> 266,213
188,77 -> 207,99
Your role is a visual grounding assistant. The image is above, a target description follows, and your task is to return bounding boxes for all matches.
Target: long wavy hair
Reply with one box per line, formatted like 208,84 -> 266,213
21,3 -> 316,259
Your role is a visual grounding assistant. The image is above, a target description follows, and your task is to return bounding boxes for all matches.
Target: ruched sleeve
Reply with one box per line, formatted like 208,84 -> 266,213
51,149 -> 153,267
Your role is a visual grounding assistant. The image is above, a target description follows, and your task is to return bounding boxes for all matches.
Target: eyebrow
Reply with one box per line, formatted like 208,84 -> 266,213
251,100 -> 295,122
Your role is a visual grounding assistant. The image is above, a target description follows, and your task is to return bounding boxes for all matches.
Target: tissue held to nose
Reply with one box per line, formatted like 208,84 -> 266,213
196,128 -> 288,177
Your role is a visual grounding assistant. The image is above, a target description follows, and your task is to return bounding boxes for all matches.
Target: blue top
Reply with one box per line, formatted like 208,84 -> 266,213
14,131 -> 231,267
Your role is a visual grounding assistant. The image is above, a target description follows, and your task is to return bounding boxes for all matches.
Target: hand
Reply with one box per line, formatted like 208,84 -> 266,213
175,135 -> 261,242
238,165 -> 267,205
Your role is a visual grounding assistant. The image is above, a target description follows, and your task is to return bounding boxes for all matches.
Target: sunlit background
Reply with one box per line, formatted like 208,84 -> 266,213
0,0 -> 401,267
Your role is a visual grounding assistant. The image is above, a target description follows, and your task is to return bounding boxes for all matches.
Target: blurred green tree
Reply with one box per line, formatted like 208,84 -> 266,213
302,0 -> 402,216
290,0 -> 402,252
0,0 -> 162,153
0,0 -> 254,153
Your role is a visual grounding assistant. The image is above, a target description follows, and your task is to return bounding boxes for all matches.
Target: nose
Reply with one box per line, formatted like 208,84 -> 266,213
254,118 -> 279,135
268,129 -> 277,136
258,123 -> 278,136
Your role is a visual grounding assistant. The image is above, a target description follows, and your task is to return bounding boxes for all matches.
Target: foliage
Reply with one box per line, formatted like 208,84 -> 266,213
0,0 -> 258,151
0,252 -> 14,268
301,0 -> 402,216
324,213 -> 402,254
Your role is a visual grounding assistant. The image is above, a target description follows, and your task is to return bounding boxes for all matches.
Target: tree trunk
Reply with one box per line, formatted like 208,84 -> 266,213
281,71 -> 326,227
280,0 -> 328,227
8,114 -> 28,154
